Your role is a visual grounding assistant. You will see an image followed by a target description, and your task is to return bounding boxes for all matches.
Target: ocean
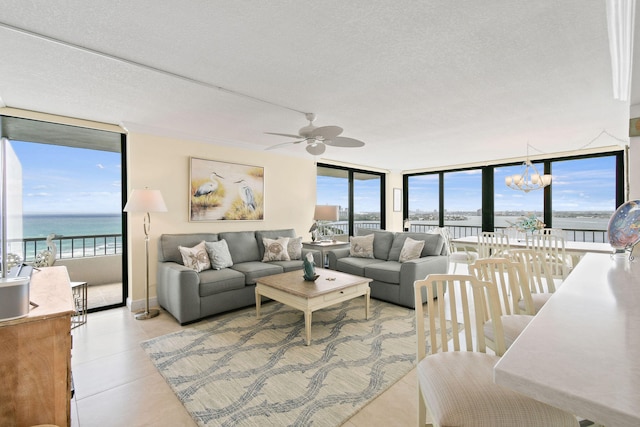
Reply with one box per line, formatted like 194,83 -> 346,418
19,214 -> 123,260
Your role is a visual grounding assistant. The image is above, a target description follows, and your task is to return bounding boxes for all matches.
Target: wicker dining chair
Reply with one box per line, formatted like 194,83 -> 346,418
414,274 -> 579,427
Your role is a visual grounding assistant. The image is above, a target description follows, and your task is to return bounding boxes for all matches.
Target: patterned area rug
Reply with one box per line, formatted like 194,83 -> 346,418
142,297 -> 449,427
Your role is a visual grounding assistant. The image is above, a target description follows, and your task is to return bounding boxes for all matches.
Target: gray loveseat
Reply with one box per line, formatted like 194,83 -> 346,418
327,229 -> 449,308
157,229 -> 321,324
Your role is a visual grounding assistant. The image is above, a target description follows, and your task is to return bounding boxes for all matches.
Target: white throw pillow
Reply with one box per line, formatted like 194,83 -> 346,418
178,241 -> 211,272
398,237 -> 425,262
350,234 -> 375,258
205,240 -> 234,270
262,237 -> 291,261
285,236 -> 303,260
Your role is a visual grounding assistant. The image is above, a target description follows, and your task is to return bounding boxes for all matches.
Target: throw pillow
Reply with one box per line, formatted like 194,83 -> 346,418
284,236 -> 303,260
262,237 -> 291,261
350,234 -> 375,258
204,239 -> 234,270
178,240 -> 211,272
399,237 -> 426,262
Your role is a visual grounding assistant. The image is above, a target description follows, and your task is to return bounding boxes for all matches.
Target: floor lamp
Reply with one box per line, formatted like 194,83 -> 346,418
124,188 -> 167,320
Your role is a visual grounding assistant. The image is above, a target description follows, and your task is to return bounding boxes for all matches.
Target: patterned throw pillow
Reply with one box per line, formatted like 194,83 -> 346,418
178,241 -> 211,272
262,237 -> 291,261
350,234 -> 375,258
399,237 -> 426,262
204,239 -> 234,270
285,236 -> 303,260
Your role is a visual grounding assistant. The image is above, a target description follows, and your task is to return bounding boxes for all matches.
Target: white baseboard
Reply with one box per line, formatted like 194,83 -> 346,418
127,296 -> 159,313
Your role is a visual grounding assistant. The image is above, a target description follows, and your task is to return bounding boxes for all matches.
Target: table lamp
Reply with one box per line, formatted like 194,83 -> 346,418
314,205 -> 339,241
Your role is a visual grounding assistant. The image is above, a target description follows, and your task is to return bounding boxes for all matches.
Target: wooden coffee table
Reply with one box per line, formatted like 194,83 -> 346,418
255,268 -> 371,345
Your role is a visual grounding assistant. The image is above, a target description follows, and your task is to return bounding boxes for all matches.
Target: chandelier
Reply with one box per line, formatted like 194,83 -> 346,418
505,145 -> 552,193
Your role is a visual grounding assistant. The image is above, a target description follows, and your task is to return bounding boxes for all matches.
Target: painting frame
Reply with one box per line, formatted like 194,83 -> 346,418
189,157 -> 265,222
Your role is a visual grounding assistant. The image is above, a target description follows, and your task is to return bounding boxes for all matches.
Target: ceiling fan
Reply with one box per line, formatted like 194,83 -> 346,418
265,113 -> 365,155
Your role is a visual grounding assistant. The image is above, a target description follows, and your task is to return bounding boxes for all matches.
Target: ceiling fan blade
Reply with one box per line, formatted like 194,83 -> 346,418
308,125 -> 343,139
324,136 -> 365,148
306,143 -> 326,156
265,140 -> 305,150
265,132 -> 303,139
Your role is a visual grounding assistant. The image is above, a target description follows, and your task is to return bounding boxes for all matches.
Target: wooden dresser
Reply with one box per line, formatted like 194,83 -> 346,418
0,266 -> 75,427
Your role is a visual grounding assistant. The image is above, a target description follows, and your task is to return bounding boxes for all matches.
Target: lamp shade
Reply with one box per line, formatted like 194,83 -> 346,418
123,189 -> 168,213
314,205 -> 339,221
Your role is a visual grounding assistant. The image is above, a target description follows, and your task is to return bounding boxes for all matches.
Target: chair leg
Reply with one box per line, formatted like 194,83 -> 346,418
418,386 -> 427,427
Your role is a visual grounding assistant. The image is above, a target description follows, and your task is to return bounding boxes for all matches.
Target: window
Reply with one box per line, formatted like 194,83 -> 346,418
406,173 -> 439,231
495,163 -> 544,230
443,169 -> 482,230
317,164 -> 385,236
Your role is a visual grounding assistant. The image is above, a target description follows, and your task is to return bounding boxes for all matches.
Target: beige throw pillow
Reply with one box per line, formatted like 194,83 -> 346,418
399,237 -> 425,262
204,240 -> 234,270
178,240 -> 211,272
285,236 -> 303,260
350,234 -> 375,258
262,237 -> 291,261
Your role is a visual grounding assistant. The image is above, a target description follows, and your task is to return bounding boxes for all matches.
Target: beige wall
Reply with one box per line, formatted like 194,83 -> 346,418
125,132 -> 318,304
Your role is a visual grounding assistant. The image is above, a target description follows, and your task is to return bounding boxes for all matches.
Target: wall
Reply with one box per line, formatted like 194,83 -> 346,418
125,132 -> 318,306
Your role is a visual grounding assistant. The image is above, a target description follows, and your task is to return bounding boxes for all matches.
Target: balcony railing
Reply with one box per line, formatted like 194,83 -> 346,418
9,234 -> 123,263
327,221 -> 608,243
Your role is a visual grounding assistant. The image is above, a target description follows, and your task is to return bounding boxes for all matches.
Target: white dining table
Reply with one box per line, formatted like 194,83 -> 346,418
451,235 -> 613,265
493,252 -> 640,426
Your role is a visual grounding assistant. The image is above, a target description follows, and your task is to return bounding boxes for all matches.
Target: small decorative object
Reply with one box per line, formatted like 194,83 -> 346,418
34,233 -> 60,267
607,199 -> 640,260
309,222 -> 318,242
508,213 -> 545,234
303,252 -> 318,281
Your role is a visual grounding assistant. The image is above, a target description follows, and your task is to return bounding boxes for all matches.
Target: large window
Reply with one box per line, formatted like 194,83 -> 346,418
317,164 -> 385,236
404,151 -> 623,242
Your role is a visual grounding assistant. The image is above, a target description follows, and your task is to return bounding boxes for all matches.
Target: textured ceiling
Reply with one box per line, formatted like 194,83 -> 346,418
0,1 -> 636,172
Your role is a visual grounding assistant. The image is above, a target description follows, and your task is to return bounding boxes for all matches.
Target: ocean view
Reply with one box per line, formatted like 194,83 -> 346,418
22,213 -> 122,238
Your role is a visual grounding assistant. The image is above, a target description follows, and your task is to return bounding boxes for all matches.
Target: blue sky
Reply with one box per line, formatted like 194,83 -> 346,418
320,155 -> 617,213
9,140 -> 122,214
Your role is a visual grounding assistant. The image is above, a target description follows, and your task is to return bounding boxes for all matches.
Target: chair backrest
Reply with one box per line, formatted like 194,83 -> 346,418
525,233 -> 569,279
508,249 -> 557,314
478,232 -> 510,258
414,274 -> 507,362
538,228 -> 566,238
468,257 -> 526,316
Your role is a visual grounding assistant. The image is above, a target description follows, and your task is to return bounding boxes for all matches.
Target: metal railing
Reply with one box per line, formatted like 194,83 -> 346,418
326,221 -> 608,243
10,234 -> 123,263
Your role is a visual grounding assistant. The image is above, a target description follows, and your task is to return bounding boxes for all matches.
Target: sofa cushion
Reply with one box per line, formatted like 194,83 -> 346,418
178,241 -> 211,272
270,260 -> 305,272
219,231 -> 260,264
231,261 -> 284,285
198,268 -> 246,297
356,229 -> 395,260
262,237 -> 291,261
159,233 -> 218,263
205,240 -> 234,270
365,261 -> 402,284
255,229 -> 297,259
336,256 -> 385,277
388,232 -> 444,261
350,234 -> 375,258
399,237 -> 425,262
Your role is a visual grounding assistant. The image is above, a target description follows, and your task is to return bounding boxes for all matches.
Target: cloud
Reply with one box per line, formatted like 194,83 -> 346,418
96,163 -> 105,169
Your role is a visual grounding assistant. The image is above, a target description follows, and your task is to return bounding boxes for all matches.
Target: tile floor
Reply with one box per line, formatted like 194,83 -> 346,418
70,304 -> 420,427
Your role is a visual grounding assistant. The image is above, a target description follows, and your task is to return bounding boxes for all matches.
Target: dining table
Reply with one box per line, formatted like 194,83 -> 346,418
493,252 -> 640,426
451,235 -> 614,266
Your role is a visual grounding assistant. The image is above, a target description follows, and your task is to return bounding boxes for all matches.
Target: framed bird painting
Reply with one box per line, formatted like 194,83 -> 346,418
189,157 -> 264,221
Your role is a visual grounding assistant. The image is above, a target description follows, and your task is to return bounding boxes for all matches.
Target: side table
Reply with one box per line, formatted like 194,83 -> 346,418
302,240 -> 350,267
70,281 -> 88,329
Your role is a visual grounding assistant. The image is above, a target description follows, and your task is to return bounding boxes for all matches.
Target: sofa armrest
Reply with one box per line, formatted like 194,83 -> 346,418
327,248 -> 351,270
398,255 -> 449,308
157,261 -> 202,324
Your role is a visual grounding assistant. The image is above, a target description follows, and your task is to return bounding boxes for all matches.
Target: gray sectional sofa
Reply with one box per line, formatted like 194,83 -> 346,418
327,229 -> 449,308
156,229 -> 321,324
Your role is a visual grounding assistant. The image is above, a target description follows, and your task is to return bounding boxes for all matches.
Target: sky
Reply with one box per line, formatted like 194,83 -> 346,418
319,155 -> 618,214
8,140 -> 122,214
